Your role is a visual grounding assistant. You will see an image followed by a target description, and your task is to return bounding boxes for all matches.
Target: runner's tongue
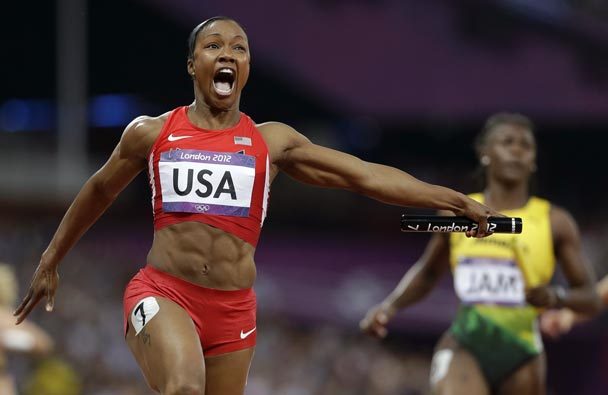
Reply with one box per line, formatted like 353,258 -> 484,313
214,80 -> 231,93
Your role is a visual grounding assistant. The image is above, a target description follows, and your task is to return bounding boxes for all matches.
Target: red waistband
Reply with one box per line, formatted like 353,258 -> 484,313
142,264 -> 254,301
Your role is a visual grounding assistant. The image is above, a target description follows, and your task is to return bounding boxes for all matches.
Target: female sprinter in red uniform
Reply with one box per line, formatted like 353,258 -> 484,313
14,17 -> 498,395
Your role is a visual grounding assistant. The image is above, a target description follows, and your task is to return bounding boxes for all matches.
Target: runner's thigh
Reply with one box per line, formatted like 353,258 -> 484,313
431,333 -> 490,395
497,353 -> 546,395
204,347 -> 255,395
126,296 -> 205,393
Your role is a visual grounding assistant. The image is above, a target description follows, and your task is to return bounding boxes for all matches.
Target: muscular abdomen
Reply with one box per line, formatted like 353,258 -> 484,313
147,222 -> 256,290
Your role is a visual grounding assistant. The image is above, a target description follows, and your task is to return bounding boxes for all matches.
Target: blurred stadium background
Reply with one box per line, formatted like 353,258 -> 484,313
2,0 -> 608,394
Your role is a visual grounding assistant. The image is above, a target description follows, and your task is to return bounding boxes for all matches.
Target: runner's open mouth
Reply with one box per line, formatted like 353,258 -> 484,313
213,68 -> 235,96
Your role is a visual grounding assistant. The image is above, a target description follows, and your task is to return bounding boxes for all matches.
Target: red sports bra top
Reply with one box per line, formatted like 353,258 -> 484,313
147,106 -> 270,247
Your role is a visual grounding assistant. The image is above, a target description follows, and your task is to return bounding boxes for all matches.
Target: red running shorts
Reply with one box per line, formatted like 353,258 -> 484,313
123,265 -> 257,357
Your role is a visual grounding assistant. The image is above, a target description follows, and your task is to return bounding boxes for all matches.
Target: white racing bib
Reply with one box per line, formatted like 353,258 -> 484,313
454,257 -> 525,306
159,149 -> 256,217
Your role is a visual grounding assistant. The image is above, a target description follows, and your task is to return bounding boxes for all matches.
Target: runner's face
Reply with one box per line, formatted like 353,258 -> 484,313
483,124 -> 537,185
188,20 -> 250,110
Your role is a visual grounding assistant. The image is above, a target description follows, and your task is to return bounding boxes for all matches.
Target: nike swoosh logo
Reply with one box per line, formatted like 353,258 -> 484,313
240,327 -> 256,339
168,133 -> 193,141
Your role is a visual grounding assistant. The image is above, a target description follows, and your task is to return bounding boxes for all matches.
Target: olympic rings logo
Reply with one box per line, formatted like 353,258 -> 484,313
195,204 -> 210,212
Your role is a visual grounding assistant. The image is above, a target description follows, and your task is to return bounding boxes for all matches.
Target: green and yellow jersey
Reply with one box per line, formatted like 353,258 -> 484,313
448,193 -> 555,385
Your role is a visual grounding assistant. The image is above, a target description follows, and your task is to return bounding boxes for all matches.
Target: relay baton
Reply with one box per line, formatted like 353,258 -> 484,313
400,215 -> 522,234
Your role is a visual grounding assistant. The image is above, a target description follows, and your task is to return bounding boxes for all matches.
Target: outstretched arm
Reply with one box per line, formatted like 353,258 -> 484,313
360,230 -> 451,338
527,207 -> 600,315
259,122 -> 498,232
14,116 -> 158,324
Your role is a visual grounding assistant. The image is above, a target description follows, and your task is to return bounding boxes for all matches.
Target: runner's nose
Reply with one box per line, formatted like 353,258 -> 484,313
219,53 -> 236,64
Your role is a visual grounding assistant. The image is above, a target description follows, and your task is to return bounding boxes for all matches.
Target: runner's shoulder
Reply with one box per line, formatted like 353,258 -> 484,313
550,204 -> 579,244
125,112 -> 171,139
121,112 -> 171,158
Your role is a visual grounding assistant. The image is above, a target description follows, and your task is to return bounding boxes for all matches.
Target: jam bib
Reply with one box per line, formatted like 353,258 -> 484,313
454,257 -> 525,306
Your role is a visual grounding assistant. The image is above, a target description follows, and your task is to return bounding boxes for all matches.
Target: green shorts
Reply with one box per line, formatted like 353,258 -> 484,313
450,305 -> 542,388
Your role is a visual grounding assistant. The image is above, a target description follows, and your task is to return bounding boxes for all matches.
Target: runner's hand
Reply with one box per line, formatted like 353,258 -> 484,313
526,285 -> 559,308
360,303 -> 396,339
14,260 -> 59,324
540,309 -> 576,339
455,197 -> 503,238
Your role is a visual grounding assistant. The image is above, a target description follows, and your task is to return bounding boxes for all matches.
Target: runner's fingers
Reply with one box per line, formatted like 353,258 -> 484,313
369,320 -> 387,338
15,292 -> 43,325
526,287 -> 549,306
13,288 -> 34,316
359,317 -> 372,332
477,215 -> 489,238
45,271 -> 56,312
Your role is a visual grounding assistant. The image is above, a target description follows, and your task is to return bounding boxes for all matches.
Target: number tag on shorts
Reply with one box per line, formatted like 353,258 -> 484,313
430,349 -> 453,386
131,297 -> 160,335
454,257 -> 525,306
158,149 -> 256,217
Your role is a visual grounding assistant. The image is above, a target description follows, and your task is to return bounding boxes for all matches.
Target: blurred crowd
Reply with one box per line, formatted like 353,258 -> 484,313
247,319 -> 431,395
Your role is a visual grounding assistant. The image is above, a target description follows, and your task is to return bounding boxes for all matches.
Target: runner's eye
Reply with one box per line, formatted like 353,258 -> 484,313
520,140 -> 534,151
499,136 -> 514,146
